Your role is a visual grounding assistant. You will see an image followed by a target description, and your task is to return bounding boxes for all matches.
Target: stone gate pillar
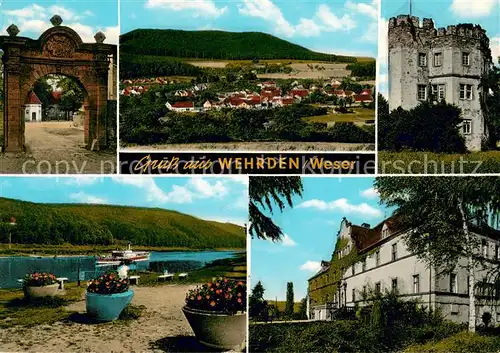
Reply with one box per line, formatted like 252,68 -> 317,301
2,32 -> 25,153
93,34 -> 111,149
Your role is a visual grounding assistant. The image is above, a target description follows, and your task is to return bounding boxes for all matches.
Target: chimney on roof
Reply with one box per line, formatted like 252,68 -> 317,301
361,223 -> 371,229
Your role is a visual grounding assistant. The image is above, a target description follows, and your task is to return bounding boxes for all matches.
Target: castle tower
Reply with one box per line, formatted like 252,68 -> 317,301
388,15 -> 492,151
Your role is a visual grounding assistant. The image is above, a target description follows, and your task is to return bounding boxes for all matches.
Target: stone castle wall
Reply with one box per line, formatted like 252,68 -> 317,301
387,15 -> 492,151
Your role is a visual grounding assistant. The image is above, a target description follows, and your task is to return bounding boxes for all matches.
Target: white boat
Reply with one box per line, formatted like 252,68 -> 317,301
96,245 -> 150,266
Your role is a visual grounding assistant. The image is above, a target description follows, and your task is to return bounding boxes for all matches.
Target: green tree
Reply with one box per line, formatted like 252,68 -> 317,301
249,281 -> 268,320
285,282 -> 294,316
297,296 -> 308,320
480,66 -> 500,148
58,76 -> 85,119
33,77 -> 53,117
249,177 -> 303,241
375,176 -> 500,332
378,101 -> 466,153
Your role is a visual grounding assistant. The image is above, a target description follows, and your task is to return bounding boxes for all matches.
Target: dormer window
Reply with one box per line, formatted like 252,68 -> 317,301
382,224 -> 390,238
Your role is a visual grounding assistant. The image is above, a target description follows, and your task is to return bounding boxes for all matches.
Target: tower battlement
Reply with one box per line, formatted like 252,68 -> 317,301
389,15 -> 487,41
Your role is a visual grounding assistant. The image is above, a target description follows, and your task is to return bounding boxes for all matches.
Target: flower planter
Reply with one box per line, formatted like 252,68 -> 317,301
182,306 -> 246,351
25,283 -> 59,298
86,289 -> 134,321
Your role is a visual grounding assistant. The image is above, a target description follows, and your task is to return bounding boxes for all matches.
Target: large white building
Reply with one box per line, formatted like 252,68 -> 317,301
388,15 -> 493,151
308,216 -> 500,325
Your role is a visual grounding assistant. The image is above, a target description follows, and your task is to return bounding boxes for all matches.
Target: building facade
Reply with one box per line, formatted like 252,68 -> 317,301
308,217 -> 500,325
388,15 -> 492,151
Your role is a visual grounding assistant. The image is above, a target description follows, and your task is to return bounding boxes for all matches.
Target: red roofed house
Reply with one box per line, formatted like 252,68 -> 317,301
262,81 -> 276,89
354,94 -> 374,103
165,101 -> 195,112
24,91 -> 42,122
291,89 -> 310,99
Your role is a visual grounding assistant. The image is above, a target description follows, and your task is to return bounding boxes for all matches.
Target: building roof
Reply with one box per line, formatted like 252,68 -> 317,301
171,101 -> 194,108
50,91 -> 62,104
26,91 -> 42,105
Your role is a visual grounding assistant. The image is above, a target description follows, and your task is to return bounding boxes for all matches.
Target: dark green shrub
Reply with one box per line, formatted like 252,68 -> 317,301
378,100 -> 466,153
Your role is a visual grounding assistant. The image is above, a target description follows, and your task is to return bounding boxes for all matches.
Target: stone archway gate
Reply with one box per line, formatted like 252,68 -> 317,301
0,15 -> 117,153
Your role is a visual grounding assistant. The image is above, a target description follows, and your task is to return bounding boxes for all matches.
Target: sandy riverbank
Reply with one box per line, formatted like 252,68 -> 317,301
0,285 -> 242,352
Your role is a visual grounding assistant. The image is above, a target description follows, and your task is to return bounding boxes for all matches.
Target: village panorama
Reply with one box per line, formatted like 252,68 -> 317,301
119,29 -> 376,151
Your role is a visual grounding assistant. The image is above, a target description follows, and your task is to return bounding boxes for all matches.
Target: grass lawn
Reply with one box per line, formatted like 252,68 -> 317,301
0,283 -> 85,328
378,151 -> 500,174
304,107 -> 375,124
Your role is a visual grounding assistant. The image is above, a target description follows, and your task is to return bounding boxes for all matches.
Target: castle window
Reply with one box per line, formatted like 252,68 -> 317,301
459,84 -> 473,100
462,120 -> 472,135
362,259 -> 367,272
418,53 -> 427,67
482,240 -> 488,257
450,273 -> 458,293
391,243 -> 398,261
431,84 -> 446,100
391,278 -> 398,292
434,52 -> 442,66
417,85 -> 427,101
375,282 -> 381,294
462,52 -> 470,66
413,274 -> 420,293
352,264 -> 355,276
495,244 -> 499,260
352,288 -> 356,302
375,250 -> 380,266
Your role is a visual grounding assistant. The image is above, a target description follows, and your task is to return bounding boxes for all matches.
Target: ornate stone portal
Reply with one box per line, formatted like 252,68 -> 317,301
0,16 -> 117,152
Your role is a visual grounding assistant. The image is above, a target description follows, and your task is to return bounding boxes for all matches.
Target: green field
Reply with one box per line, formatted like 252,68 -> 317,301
266,300 -> 302,313
379,151 -> 500,174
304,107 -> 375,124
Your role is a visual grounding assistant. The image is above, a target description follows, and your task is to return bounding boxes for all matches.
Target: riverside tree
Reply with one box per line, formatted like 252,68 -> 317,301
249,177 -> 303,242
375,176 -> 500,332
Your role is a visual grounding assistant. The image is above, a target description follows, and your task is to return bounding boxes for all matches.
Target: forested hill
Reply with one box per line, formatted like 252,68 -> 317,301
120,29 -> 358,62
0,198 -> 245,249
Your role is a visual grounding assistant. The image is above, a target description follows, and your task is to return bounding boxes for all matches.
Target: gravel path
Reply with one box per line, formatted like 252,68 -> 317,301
0,285 -> 224,352
1,122 -> 116,174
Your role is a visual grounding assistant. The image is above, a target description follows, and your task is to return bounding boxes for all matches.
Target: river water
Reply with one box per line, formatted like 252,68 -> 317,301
0,250 -> 238,288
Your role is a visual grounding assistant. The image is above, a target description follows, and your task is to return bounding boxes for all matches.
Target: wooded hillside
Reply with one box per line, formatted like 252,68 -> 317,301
0,198 -> 245,249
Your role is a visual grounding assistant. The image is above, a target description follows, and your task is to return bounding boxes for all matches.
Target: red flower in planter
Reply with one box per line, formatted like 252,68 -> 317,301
23,272 -> 57,287
87,272 -> 130,294
185,277 -> 246,314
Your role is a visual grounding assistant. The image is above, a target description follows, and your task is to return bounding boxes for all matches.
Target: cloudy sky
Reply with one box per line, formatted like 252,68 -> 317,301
251,177 -> 389,301
0,0 -> 118,44
0,176 -> 248,226
379,0 -> 500,97
121,0 -> 379,58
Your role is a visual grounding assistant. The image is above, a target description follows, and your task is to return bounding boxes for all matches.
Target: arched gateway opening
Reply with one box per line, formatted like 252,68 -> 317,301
0,15 -> 116,153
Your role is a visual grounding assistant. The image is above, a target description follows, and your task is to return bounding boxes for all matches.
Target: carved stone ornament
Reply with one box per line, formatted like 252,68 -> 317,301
94,31 -> 106,44
44,34 -> 74,58
6,24 -> 20,37
50,15 -> 63,27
